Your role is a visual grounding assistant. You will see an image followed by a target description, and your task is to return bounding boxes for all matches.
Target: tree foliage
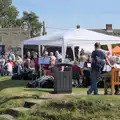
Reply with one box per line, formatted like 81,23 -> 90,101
0,5 -> 19,27
0,0 -> 42,37
0,0 -> 12,17
0,0 -> 19,28
22,11 -> 42,37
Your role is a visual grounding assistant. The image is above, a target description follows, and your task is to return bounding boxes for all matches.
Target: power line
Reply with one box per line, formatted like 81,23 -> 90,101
46,26 -> 70,30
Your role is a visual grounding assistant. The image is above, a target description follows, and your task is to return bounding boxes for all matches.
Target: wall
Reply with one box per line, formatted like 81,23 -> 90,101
0,28 -> 29,48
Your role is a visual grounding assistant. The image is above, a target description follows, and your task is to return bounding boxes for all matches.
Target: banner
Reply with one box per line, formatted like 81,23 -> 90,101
39,57 -> 50,64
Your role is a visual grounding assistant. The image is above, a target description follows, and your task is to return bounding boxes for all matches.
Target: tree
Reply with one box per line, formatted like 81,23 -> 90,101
0,5 -> 19,28
22,11 -> 42,38
0,0 -> 12,17
7,5 -> 19,26
15,18 -> 22,27
0,1 -> 43,37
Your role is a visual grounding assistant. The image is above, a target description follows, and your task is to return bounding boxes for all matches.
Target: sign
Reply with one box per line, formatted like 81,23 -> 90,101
87,63 -> 91,68
39,57 -> 50,64
78,62 -> 85,68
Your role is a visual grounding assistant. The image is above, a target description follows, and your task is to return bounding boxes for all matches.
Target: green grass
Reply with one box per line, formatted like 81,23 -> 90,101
17,96 -> 120,120
0,76 -> 51,115
0,76 -> 53,97
0,118 -> 9,120
1,77 -> 120,120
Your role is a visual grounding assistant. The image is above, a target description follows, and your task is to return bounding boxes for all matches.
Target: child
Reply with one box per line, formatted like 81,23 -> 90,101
5,60 -> 13,76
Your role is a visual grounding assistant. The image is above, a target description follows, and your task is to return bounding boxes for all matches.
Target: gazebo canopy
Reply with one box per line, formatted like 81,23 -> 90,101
112,46 -> 120,55
23,28 -> 120,46
23,28 -> 120,60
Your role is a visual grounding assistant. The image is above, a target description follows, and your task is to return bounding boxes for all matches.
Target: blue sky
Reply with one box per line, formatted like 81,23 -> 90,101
13,0 -> 120,33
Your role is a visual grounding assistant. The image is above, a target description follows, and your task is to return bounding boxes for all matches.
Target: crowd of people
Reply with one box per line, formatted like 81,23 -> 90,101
0,53 -> 23,76
86,43 -> 120,95
70,43 -> 120,95
1,44 -> 120,95
0,50 -> 63,77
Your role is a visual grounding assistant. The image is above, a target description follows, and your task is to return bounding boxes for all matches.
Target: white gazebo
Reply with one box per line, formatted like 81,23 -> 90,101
22,28 -> 120,61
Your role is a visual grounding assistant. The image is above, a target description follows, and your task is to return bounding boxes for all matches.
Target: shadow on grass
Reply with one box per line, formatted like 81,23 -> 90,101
0,95 -> 38,105
0,79 -> 28,91
0,95 -> 52,106
25,88 -> 53,93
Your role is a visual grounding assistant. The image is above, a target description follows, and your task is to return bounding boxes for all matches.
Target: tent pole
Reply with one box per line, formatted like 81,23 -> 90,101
72,46 -> 75,61
78,46 -> 81,61
62,39 -> 66,63
38,45 -> 41,57
62,44 -> 64,62
107,44 -> 112,56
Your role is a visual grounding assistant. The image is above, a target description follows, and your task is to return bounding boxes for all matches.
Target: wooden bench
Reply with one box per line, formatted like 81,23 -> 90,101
104,68 -> 120,95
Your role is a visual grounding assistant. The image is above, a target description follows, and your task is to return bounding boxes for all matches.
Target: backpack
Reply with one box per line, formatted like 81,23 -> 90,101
94,56 -> 106,72
12,73 -> 22,80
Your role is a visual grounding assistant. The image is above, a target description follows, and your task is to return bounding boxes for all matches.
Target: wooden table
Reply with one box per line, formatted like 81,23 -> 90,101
103,68 -> 120,95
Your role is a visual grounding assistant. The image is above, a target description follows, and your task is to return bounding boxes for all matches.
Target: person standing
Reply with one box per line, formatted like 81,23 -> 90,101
72,61 -> 83,86
0,55 -> 6,76
10,52 -> 16,62
5,60 -> 13,76
35,54 -> 39,71
50,52 -> 56,65
87,42 -> 106,95
25,51 -> 31,59
55,51 -> 62,63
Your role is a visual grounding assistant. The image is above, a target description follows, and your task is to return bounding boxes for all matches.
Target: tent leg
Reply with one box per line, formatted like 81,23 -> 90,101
38,45 -> 41,57
78,46 -> 81,61
107,44 -> 112,56
62,42 -> 66,63
72,46 -> 75,61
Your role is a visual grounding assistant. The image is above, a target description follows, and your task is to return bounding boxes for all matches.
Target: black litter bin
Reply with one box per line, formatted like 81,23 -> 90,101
52,63 -> 72,93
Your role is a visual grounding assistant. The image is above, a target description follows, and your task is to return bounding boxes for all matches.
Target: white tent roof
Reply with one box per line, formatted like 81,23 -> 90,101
23,28 -> 120,61
23,28 -> 120,46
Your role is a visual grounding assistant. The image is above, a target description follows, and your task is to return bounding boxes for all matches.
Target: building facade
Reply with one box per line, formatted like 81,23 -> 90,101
0,24 -> 120,55
0,27 -> 30,54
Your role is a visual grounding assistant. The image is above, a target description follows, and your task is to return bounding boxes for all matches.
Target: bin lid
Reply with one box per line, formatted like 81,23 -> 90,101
55,63 -> 72,67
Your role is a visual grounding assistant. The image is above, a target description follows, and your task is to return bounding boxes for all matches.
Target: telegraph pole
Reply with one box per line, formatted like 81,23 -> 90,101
42,21 -> 47,35
42,21 -> 47,54
38,21 -> 47,57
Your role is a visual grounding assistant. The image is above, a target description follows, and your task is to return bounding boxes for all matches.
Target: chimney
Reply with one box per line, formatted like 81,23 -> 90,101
106,24 -> 113,32
76,24 -> 80,29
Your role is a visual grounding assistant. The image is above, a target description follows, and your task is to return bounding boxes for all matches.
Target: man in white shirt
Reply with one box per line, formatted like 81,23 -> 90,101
55,51 -> 62,62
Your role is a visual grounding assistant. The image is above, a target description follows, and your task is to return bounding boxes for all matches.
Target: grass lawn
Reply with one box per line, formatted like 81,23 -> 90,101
0,118 -> 8,120
0,76 -> 52,115
0,77 -> 120,120
0,118 -> 9,120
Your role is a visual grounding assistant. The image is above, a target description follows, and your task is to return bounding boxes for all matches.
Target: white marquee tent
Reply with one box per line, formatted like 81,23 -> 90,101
22,28 -> 120,61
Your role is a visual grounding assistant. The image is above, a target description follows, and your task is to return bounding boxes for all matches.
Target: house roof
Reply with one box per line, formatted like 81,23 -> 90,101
90,29 -> 120,36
